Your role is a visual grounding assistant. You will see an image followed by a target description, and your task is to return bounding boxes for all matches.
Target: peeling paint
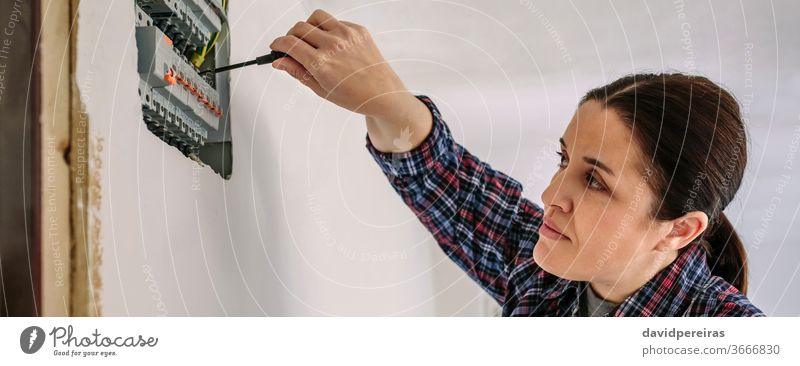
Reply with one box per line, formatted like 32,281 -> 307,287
89,135 -> 104,315
68,0 -> 103,316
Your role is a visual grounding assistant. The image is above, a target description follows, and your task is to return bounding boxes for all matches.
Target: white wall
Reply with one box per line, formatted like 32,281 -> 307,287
78,0 -> 800,316
78,0 -> 492,316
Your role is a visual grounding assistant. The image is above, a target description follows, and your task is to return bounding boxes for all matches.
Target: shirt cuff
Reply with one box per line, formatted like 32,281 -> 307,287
365,95 -> 454,178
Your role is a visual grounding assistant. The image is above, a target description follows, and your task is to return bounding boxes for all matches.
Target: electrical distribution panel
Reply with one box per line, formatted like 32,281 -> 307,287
135,0 -> 232,178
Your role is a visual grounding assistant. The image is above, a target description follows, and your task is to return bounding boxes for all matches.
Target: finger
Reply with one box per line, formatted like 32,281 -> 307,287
306,9 -> 341,31
269,35 -> 318,68
272,57 -> 325,96
286,21 -> 333,48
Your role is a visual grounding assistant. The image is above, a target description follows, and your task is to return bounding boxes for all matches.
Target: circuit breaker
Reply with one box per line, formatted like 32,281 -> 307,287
135,0 -> 232,178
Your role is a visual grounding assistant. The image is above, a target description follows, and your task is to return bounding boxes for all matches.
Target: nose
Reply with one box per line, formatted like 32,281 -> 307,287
541,169 -> 573,214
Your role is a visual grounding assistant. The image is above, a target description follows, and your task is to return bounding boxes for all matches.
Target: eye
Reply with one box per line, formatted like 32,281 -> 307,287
585,171 -> 606,191
556,151 -> 608,193
555,150 -> 568,168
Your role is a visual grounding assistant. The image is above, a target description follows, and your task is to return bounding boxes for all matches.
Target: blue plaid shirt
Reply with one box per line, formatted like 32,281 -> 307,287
366,95 -> 765,317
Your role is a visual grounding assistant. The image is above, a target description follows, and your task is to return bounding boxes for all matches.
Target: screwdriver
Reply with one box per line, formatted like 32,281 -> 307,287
199,51 -> 288,75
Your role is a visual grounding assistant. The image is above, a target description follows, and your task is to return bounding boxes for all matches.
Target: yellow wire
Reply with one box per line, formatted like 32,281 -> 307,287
191,1 -> 227,67
204,31 -> 220,58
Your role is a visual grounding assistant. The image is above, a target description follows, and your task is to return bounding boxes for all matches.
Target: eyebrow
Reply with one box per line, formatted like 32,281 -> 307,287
559,138 -> 616,177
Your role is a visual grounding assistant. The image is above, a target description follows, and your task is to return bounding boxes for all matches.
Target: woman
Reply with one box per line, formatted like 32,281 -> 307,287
270,9 -> 764,316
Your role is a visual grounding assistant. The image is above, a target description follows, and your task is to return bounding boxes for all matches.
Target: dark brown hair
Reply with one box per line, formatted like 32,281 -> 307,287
581,73 -> 750,294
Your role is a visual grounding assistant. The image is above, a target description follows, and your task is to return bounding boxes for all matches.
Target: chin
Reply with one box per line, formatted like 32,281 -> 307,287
532,237 -> 584,281
533,237 -> 561,275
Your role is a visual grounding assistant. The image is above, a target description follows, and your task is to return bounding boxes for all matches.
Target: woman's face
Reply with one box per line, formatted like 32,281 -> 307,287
533,100 -> 673,284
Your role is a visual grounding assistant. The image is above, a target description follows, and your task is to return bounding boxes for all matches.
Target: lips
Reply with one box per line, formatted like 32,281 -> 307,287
542,218 -> 570,240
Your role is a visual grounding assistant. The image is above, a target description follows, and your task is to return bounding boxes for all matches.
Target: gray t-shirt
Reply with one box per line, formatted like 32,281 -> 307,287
578,284 -> 620,317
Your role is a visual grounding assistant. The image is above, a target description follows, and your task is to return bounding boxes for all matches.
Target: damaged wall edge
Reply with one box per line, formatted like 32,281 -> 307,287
37,0 -> 71,316
67,0 -> 103,317
37,0 -> 102,317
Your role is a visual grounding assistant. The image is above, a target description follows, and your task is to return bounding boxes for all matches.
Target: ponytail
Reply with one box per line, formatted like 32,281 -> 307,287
700,212 -> 749,294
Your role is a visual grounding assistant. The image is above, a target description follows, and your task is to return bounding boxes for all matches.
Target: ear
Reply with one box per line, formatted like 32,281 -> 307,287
654,211 -> 709,251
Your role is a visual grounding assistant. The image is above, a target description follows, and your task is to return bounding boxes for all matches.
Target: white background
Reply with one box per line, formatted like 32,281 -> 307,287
2,317 -> 798,365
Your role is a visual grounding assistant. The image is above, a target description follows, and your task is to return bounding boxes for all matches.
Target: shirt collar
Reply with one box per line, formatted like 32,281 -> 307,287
537,243 -> 712,316
614,243 -> 711,316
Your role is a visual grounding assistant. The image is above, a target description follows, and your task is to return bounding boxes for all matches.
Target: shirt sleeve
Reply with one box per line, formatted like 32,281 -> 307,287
365,94 -> 544,304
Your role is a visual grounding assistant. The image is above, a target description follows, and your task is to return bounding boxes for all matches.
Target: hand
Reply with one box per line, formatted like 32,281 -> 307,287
269,9 -> 413,120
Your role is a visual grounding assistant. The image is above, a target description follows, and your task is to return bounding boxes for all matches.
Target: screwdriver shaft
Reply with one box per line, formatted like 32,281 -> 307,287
200,51 -> 288,75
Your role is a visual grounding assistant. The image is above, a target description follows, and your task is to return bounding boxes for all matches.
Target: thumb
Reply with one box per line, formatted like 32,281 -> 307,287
272,57 -> 325,96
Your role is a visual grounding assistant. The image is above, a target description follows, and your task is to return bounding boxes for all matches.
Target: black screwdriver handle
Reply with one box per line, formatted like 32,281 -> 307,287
255,51 -> 288,65
200,51 -> 289,75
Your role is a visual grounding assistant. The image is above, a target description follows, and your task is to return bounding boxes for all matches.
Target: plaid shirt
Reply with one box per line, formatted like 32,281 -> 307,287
366,95 -> 765,317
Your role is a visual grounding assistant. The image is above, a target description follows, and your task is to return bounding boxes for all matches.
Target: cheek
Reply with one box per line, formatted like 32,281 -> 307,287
583,208 -> 651,274
570,201 -> 619,254
532,195 -> 653,280
532,205 -> 616,280
573,210 -> 627,270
